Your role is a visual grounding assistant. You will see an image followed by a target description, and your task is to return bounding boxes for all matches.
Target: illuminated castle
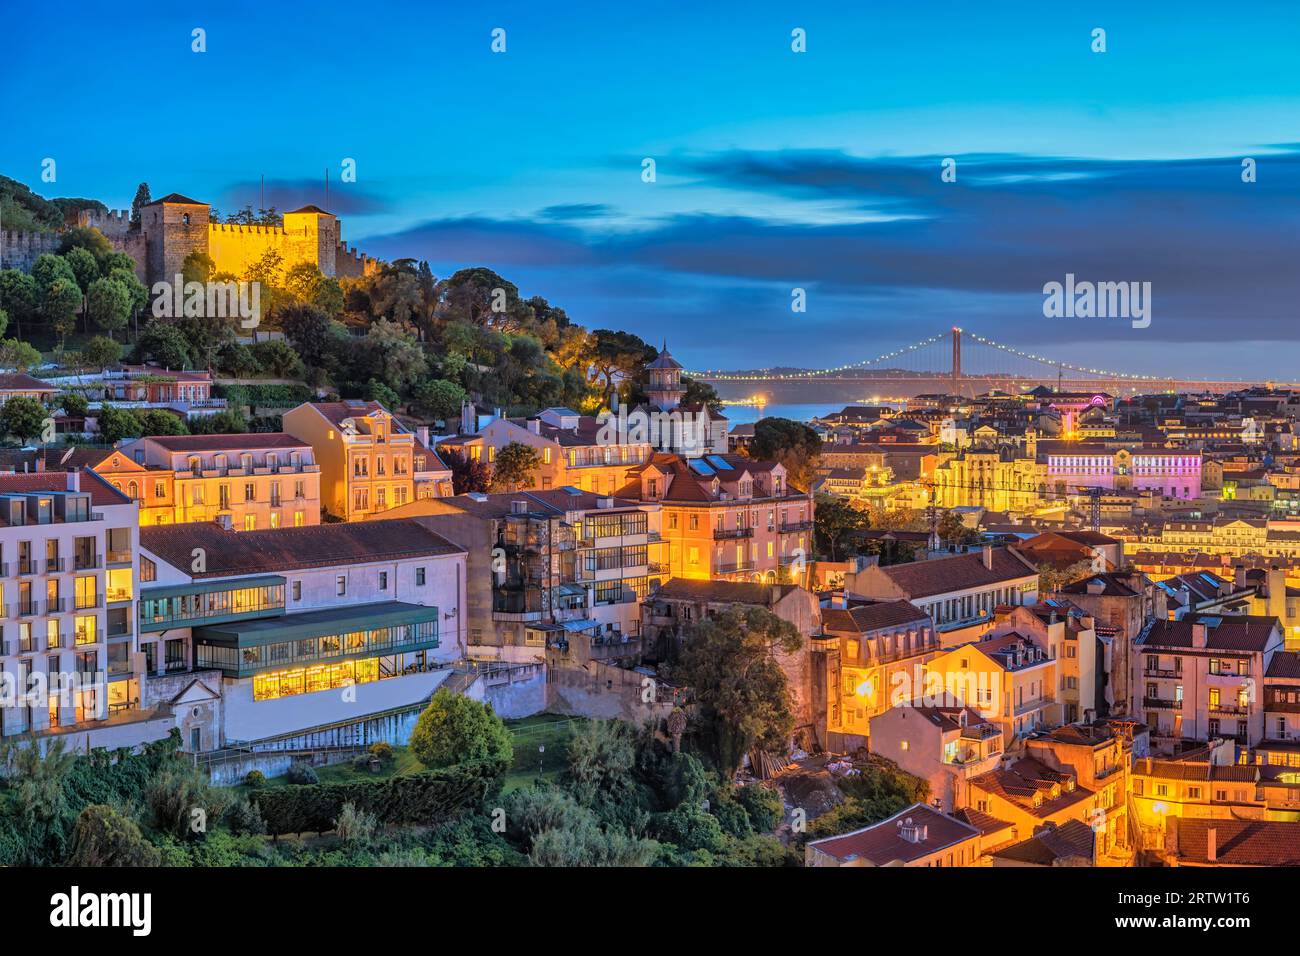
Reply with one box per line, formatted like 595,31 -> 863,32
76,193 -> 380,286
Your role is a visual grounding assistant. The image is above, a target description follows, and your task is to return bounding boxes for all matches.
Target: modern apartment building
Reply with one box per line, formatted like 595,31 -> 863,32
0,472 -> 143,741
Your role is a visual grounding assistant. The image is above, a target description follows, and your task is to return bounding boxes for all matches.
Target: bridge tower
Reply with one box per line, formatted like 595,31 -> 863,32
951,327 -> 962,395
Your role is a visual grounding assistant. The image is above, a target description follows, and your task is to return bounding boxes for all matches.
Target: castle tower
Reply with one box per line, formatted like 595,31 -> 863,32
646,342 -> 684,412
139,193 -> 210,287
283,205 -> 339,277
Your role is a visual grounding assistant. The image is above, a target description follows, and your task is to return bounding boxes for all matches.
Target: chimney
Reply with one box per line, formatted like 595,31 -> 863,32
527,419 -> 541,435
217,514 -> 233,531
1205,827 -> 1217,864
66,470 -> 79,493
982,544 -> 993,570
1234,566 -> 1247,589
417,425 -> 430,448
1191,621 -> 1209,649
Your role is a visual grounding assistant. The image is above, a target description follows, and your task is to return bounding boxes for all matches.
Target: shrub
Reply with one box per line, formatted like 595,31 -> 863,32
144,766 -> 231,841
334,802 -> 378,844
286,762 -> 319,785
369,742 -> 394,762
409,690 -> 512,769
244,770 -> 266,789
249,758 -> 505,836
652,804 -> 727,854
736,783 -> 784,833
66,805 -> 161,867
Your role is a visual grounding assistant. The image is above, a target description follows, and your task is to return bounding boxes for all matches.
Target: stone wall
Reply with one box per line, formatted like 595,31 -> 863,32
0,230 -> 61,271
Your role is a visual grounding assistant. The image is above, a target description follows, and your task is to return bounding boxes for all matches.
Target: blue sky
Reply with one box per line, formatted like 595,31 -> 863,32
4,1 -> 1299,376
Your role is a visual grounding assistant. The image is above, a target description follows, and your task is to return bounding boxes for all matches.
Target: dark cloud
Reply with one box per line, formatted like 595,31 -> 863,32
216,178 -> 390,216
536,203 -> 613,221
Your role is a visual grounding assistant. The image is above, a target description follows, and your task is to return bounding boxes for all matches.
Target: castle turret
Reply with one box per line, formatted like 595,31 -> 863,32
283,205 -> 339,277
646,341 -> 684,412
139,193 -> 210,286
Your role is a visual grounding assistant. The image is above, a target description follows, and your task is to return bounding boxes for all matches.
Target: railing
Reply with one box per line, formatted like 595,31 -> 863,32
1208,702 -> 1248,716
1144,667 -> 1181,679
17,601 -> 38,617
16,560 -> 36,576
45,558 -> 63,573
779,520 -> 815,533
106,550 -> 131,565
713,527 -> 754,540
46,598 -> 65,613
75,594 -> 104,610
73,554 -> 102,570
714,560 -> 755,574
1143,696 -> 1182,710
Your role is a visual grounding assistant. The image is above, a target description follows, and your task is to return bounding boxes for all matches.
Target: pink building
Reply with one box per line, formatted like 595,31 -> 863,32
1041,442 -> 1202,500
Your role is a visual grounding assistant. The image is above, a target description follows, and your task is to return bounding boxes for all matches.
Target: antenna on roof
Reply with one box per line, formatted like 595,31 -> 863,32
324,167 -> 329,209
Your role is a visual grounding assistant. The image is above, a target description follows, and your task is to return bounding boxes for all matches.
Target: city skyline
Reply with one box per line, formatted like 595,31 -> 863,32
4,1 -> 1299,377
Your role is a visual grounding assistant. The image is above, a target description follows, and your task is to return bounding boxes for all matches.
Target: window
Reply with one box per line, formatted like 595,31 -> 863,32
336,575 -> 346,596
379,572 -> 389,591
416,567 -> 426,586
294,511 -> 305,527
292,581 -> 302,602
244,515 -> 257,531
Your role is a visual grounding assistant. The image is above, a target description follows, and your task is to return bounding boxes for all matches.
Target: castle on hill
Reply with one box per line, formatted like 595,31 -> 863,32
1,190 -> 381,285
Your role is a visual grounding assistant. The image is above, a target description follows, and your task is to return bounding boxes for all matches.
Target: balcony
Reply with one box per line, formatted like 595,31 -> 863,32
714,560 -> 755,575
46,598 -> 66,613
713,527 -> 754,540
73,554 -> 102,571
106,549 -> 131,565
74,629 -> 103,646
1208,702 -> 1248,717
45,558 -> 63,573
1144,667 -> 1182,679
15,559 -> 36,576
75,594 -> 104,610
1143,696 -> 1182,710
17,601 -> 39,617
779,520 -> 815,533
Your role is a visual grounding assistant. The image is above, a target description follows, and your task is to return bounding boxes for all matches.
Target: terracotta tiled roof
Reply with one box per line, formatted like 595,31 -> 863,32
822,599 -> 930,634
1138,613 -> 1279,653
1267,651 -> 1300,679
0,373 -> 55,392
871,547 -> 1037,600
0,470 -> 130,508
1173,819 -> 1300,866
950,808 -> 1014,837
970,758 -> 1093,818
141,519 -> 462,578
434,489 -> 644,519
651,578 -> 798,607
992,820 -> 1096,865
144,432 -> 309,451
805,803 -> 981,865
304,400 -> 387,427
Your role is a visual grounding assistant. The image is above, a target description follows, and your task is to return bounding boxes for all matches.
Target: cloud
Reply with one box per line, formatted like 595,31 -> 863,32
216,178 -> 390,216
536,203 -> 613,221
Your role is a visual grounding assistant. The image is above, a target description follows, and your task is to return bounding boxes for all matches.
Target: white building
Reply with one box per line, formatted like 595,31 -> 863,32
137,518 -> 467,747
0,472 -> 148,743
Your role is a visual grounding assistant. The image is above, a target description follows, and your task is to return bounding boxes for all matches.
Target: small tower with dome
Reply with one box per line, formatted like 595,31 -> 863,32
646,341 -> 684,412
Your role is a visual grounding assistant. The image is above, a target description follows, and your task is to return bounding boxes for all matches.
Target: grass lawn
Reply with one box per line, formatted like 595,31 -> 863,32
502,714 -> 584,794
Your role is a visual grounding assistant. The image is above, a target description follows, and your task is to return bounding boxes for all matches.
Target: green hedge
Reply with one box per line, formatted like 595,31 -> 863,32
250,758 -> 505,835
215,383 -> 314,409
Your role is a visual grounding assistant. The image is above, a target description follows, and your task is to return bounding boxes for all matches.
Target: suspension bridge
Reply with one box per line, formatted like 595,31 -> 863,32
689,327 -> 1284,402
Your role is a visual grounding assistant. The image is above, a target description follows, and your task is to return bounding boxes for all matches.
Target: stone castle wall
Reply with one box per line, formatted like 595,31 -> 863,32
6,191 -> 382,286
0,230 -> 61,272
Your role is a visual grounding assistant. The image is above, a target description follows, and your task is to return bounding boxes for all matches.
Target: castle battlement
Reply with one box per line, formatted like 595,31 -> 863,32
0,230 -> 63,271
76,208 -> 132,238
209,222 -> 290,237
